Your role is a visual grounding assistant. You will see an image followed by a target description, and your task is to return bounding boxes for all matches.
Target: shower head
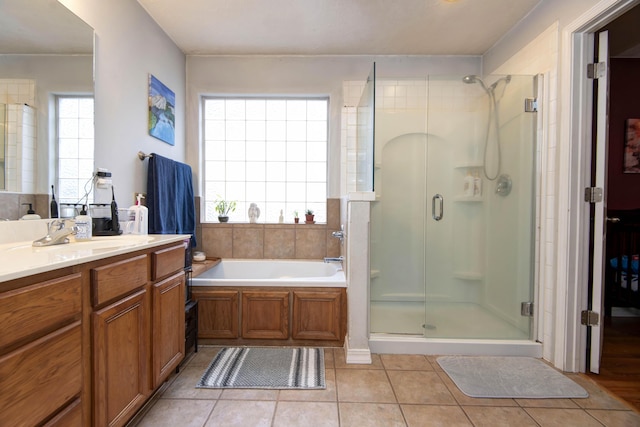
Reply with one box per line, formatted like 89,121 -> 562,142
462,74 -> 490,93
489,75 -> 512,91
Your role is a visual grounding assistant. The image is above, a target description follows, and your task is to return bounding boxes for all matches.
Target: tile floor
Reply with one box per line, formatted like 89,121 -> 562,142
131,347 -> 640,427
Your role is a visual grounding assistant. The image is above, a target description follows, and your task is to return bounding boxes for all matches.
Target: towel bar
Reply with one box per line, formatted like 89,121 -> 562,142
138,151 -> 153,160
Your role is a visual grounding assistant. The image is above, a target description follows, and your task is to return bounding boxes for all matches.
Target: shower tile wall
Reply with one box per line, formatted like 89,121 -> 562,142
490,22 -> 559,360
0,79 -> 35,105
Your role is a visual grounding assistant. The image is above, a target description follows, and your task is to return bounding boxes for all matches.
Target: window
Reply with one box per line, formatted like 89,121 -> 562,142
203,97 -> 328,223
56,96 -> 94,205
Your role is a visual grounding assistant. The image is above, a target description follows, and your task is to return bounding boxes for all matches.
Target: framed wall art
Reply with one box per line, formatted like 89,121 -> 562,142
148,74 -> 175,145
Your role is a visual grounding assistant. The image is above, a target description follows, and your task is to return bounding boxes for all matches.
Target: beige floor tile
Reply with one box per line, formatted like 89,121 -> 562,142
380,354 -> 433,371
339,402 -> 406,427
524,407 -> 605,426
436,370 -> 518,407
279,368 -> 337,402
402,404 -> 473,427
161,366 -> 222,399
515,397 -> 581,408
204,400 -> 276,427
324,347 -> 336,369
184,346 -> 221,368
336,369 -> 397,403
586,408 -> 640,426
463,406 -> 539,427
334,350 -> 384,369
388,370 -> 456,405
273,401 -> 339,427
135,399 -> 215,427
219,388 -> 279,400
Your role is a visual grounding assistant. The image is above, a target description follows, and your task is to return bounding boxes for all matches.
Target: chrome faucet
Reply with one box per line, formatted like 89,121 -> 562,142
32,219 -> 79,247
331,225 -> 345,245
324,256 -> 344,263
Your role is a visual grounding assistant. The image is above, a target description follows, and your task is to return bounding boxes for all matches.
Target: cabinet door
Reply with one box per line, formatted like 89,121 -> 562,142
93,288 -> 150,427
152,271 -> 185,388
242,290 -> 289,339
292,289 -> 345,342
0,323 -> 82,427
193,289 -> 239,339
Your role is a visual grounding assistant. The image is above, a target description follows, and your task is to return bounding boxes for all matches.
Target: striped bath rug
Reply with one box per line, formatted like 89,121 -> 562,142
196,347 -> 325,389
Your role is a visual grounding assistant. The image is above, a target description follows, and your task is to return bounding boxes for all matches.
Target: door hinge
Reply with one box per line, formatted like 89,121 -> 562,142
584,187 -> 603,203
521,302 -> 534,317
587,62 -> 606,79
581,310 -> 599,326
524,98 -> 537,113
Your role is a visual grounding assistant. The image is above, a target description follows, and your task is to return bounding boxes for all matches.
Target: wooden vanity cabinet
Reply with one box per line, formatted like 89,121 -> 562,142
193,286 -> 346,346
152,270 -> 186,388
92,255 -> 150,427
91,244 -> 186,427
0,272 -> 83,427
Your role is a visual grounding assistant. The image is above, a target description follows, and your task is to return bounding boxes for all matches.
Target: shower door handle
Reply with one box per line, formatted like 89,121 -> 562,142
432,194 -> 444,221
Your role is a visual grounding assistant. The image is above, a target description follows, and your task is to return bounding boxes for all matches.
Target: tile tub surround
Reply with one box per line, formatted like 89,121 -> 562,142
198,198 -> 342,260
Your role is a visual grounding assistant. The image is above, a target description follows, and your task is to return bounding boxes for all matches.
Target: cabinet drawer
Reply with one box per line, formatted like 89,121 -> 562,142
92,254 -> 148,306
151,244 -> 186,280
43,398 -> 82,427
0,323 -> 82,427
0,273 -> 81,351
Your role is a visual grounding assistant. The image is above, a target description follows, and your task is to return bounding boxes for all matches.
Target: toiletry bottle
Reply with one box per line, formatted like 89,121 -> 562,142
20,203 -> 41,220
473,171 -> 482,197
128,193 -> 148,235
464,171 -> 474,197
75,205 -> 92,241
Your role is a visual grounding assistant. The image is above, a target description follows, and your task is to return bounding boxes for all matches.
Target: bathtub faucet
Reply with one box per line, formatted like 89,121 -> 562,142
324,256 -> 344,264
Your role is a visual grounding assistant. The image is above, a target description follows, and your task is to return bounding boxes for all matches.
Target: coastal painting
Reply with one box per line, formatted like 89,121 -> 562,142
148,74 -> 175,145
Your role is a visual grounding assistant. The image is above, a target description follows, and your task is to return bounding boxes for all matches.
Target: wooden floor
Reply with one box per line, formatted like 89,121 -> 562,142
587,313 -> 640,412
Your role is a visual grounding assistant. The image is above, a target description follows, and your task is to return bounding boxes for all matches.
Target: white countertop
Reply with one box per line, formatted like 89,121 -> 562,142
0,234 -> 190,283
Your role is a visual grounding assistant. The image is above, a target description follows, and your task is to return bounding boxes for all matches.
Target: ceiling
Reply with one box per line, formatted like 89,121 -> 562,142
0,0 -> 93,54
136,0 -> 542,56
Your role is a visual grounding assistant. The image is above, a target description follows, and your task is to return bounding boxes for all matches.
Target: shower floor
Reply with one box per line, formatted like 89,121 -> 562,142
370,301 -> 529,340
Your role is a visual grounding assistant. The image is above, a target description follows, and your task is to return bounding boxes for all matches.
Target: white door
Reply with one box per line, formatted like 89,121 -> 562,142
589,30 -> 609,374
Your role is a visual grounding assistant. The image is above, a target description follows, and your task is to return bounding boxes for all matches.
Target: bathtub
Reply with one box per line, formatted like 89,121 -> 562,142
192,259 -> 346,287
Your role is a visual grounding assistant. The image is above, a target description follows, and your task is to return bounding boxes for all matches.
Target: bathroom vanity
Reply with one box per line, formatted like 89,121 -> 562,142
0,233 -> 189,427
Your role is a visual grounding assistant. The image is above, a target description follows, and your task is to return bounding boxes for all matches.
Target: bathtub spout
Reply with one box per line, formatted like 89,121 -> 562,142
324,256 -> 344,264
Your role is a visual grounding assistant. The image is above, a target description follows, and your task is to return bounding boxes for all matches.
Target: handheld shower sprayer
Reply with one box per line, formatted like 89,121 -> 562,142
462,74 -> 511,181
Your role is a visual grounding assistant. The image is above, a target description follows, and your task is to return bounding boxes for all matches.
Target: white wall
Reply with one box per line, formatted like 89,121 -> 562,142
59,0 -> 186,206
186,55 -> 480,198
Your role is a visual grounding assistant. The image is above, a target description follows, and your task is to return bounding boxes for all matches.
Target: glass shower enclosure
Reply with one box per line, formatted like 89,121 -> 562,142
369,73 -> 537,340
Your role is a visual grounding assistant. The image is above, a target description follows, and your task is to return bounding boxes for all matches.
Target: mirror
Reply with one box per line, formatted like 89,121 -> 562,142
0,0 -> 93,193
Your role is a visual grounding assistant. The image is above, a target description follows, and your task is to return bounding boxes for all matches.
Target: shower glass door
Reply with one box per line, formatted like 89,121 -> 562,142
370,74 -> 536,340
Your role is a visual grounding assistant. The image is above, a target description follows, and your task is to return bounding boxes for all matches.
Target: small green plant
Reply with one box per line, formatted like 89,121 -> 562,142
294,210 -> 299,218
305,209 -> 314,216
214,198 -> 236,216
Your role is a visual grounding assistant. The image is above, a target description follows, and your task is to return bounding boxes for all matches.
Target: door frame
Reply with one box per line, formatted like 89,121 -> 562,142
557,0 -> 639,373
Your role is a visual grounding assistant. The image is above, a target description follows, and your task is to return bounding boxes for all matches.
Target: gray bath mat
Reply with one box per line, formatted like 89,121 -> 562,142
437,356 -> 588,399
197,347 -> 325,389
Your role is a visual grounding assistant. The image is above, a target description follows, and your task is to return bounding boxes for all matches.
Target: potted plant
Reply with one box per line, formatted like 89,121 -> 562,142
214,199 -> 236,222
294,210 -> 299,224
305,209 -> 315,224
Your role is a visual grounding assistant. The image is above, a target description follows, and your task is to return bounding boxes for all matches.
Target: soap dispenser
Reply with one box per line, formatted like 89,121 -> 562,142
20,203 -> 41,220
127,193 -> 148,235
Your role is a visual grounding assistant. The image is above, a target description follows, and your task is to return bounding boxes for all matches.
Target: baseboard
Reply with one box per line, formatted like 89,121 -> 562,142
344,336 -> 372,364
